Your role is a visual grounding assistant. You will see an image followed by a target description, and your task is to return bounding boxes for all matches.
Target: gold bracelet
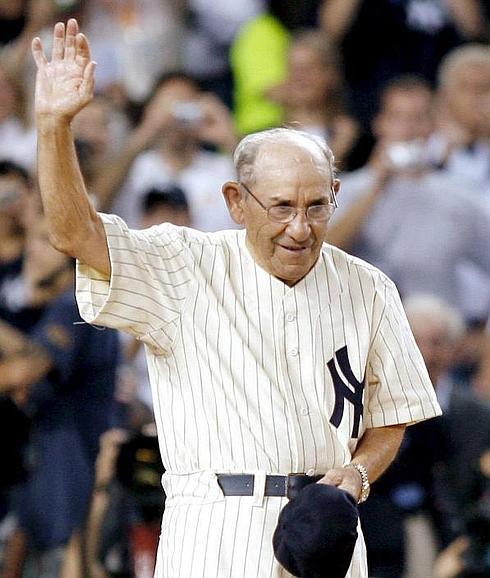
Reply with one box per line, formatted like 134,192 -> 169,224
345,462 -> 370,503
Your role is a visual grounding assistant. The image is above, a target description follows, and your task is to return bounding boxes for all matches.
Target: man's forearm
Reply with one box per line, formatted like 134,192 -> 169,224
37,117 -> 110,276
37,117 -> 97,251
320,423 -> 406,501
351,423 -> 406,483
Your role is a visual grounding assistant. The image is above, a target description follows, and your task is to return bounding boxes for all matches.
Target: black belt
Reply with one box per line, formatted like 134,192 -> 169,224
217,473 -> 323,500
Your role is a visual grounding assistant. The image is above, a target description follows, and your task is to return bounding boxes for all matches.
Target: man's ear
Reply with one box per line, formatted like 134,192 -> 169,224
333,178 -> 341,196
222,181 -> 245,225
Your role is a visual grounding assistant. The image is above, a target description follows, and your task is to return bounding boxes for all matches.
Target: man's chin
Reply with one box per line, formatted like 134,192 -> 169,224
273,264 -> 312,286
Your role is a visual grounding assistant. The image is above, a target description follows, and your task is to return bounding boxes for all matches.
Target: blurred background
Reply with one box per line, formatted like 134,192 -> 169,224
0,1 -> 489,577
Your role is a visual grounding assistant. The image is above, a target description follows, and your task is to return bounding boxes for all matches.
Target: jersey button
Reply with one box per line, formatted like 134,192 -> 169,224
306,469 -> 315,476
300,407 -> 309,416
288,348 -> 298,357
286,313 -> 296,322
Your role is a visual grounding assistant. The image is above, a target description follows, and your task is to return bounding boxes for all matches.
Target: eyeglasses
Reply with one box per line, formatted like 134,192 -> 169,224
239,182 -> 338,224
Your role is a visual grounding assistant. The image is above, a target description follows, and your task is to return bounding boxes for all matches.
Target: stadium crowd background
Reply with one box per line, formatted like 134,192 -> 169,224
0,1 -> 490,577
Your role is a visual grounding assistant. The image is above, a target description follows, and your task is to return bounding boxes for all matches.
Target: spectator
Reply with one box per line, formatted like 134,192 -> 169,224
183,0 -> 265,107
360,294 -> 490,578
359,412 -> 447,578
433,450 -> 490,578
230,0 -> 325,135
427,44 -> 490,320
83,0 -> 184,104
266,29 -> 372,171
404,295 -> 490,541
85,423 -> 165,578
0,160 -> 38,576
71,94 -> 131,196
327,75 -> 490,318
429,44 -> 490,202
319,0 -> 487,126
0,160 -> 39,330
230,7 -> 290,135
93,72 -> 238,231
0,214 -> 120,577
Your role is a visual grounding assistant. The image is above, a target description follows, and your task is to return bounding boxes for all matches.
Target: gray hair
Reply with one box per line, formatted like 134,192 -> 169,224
233,127 -> 336,187
403,294 -> 465,343
437,44 -> 490,88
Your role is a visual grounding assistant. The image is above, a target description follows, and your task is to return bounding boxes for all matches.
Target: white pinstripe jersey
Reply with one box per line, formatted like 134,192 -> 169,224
76,214 -> 441,578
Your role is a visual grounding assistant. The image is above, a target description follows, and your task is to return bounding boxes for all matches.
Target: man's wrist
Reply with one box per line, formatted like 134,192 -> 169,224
36,115 -> 73,137
345,462 -> 370,503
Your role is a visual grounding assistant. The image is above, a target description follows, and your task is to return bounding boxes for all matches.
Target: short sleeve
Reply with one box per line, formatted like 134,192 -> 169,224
365,278 -> 442,428
76,213 -> 192,353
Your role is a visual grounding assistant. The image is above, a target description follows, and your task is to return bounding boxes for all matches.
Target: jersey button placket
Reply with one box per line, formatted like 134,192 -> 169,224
282,301 -> 302,472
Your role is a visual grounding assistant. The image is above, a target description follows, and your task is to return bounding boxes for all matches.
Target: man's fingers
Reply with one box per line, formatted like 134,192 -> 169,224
318,467 -> 361,502
64,18 -> 78,61
66,17 -> 79,35
81,61 -> 96,101
75,33 -> 91,67
31,37 -> 47,69
51,21 -> 65,61
336,479 -> 358,497
319,469 -> 343,485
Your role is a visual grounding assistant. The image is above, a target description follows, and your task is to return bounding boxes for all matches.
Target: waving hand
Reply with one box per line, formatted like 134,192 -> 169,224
32,19 -> 95,121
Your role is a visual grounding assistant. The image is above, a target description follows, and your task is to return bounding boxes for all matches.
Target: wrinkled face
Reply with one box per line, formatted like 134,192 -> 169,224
409,317 -> 455,384
374,87 -> 434,143
444,63 -> 490,136
226,141 -> 337,286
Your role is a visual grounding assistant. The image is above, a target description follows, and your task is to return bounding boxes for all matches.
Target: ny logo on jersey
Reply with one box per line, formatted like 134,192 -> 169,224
327,345 -> 365,438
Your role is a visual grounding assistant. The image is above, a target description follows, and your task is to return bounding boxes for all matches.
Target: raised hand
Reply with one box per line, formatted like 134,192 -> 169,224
31,18 -> 96,121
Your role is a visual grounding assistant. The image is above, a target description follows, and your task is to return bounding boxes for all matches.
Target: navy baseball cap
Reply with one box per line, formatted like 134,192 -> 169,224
273,483 -> 359,578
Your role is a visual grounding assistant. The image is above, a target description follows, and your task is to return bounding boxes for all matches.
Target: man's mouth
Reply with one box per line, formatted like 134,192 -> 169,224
278,244 -> 309,253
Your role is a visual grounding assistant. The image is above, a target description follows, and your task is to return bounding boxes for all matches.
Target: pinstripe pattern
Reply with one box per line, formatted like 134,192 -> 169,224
76,214 -> 441,578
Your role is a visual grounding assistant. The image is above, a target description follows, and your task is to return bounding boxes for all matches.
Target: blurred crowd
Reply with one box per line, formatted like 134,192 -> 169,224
0,1 -> 489,577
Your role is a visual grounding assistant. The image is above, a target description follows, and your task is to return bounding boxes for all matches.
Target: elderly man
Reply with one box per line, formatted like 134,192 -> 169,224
31,20 -> 441,578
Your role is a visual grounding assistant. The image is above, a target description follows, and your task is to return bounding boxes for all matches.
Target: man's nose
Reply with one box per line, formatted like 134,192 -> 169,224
286,211 -> 311,241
